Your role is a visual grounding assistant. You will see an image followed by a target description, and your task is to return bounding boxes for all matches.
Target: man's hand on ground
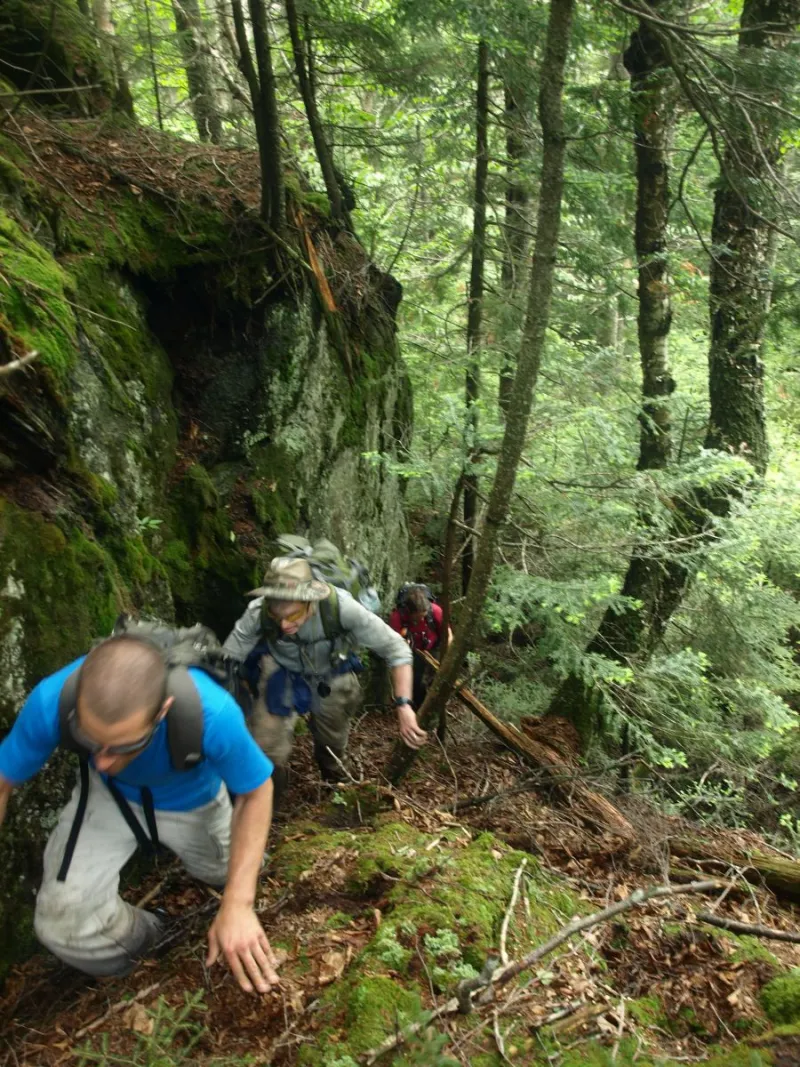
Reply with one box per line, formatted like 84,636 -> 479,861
207,902 -> 280,994
397,704 -> 428,749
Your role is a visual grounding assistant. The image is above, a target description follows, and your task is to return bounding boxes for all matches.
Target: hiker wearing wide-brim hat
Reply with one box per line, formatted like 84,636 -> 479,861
224,538 -> 426,791
247,557 -> 331,603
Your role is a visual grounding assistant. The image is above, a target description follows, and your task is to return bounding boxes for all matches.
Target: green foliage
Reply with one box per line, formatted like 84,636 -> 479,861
389,1019 -> 460,1067
760,972 -> 800,1027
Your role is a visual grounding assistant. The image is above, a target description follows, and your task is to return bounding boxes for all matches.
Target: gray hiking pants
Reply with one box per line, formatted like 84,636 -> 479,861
249,655 -> 362,780
34,767 -> 231,977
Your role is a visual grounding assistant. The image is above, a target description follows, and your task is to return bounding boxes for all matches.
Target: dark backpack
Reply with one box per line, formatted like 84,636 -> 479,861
55,615 -> 232,884
395,583 -> 436,626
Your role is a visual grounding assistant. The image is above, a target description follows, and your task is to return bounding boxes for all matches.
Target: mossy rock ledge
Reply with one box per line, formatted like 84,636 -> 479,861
0,122 -> 412,977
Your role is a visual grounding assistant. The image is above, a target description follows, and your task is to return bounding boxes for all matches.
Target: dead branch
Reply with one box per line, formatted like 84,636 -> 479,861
455,778 -> 542,810
0,351 -> 38,377
361,878 -> 720,1064
74,981 -> 162,1040
478,879 -> 722,999
500,859 -> 527,966
696,910 -> 800,944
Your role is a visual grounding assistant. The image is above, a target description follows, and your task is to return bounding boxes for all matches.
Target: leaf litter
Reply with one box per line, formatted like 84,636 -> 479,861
2,703 -> 800,1065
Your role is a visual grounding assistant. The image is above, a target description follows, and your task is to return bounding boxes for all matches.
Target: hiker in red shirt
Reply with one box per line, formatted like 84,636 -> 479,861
389,585 -> 450,709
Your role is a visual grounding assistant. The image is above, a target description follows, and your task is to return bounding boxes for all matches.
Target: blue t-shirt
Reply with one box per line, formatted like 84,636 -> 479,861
0,658 -> 273,811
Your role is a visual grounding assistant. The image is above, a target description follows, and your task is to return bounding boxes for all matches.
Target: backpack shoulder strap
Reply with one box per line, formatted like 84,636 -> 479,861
165,667 -> 204,770
319,586 -> 343,642
58,668 -> 84,756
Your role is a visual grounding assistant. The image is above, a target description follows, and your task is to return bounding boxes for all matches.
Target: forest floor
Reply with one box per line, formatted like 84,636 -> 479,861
2,700 -> 800,1067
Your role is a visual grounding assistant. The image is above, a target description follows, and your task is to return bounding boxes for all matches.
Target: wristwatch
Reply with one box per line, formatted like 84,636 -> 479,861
394,696 -> 413,708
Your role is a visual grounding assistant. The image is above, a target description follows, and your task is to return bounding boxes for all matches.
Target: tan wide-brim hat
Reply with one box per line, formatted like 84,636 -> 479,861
247,557 -> 331,602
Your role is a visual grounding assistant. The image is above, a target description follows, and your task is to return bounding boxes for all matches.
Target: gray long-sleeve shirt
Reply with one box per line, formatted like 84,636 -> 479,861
223,587 -> 413,677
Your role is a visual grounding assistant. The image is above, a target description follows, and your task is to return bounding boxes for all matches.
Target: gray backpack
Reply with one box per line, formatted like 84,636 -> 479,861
58,615 -> 228,770
274,535 -> 382,641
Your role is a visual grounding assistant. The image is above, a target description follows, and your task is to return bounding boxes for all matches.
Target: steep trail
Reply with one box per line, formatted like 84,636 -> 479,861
3,702 -> 800,1066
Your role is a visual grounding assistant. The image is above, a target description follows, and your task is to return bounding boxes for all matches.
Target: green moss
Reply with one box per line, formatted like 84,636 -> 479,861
0,498 -> 121,701
60,181 -> 233,277
247,443 -> 300,535
556,1038 -> 660,1066
67,257 -> 174,406
728,937 -> 781,968
628,995 -> 668,1029
302,191 -> 333,218
0,153 -> 27,191
326,912 -> 356,930
0,499 -> 125,979
165,464 -> 255,634
272,819 -> 583,1065
703,1047 -> 773,1066
551,1037 -> 775,1067
761,971 -> 800,1025
297,976 -> 424,1066
0,208 -> 77,380
284,174 -> 332,220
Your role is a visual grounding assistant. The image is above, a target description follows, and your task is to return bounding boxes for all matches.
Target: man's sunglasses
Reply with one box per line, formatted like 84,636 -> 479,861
268,602 -> 310,626
67,706 -> 162,757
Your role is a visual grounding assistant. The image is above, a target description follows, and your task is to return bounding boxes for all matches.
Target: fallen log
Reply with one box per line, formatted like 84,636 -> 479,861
419,651 -> 635,843
669,831 -> 800,904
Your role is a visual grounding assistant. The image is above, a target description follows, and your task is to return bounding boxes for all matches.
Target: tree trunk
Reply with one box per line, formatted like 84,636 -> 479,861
216,0 -> 240,66
669,829 -> 800,904
92,0 -> 135,118
462,40 -> 489,596
230,0 -> 260,138
232,0 -> 283,231
703,0 -> 796,476
284,0 -> 348,226
625,14 -> 676,471
143,0 -> 164,130
498,75 -> 529,416
387,0 -> 576,784
172,0 -> 223,144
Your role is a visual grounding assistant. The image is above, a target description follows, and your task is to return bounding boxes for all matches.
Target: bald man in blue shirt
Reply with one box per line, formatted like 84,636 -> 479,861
0,635 -> 280,994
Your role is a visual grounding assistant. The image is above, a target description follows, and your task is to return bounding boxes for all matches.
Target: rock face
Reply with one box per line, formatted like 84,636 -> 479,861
0,120 -> 411,974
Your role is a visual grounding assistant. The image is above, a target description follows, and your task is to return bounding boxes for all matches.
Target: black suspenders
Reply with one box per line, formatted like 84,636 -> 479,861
57,760 -> 90,882
57,764 -> 160,883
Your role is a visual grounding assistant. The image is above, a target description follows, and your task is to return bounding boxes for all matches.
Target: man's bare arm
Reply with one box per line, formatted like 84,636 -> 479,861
390,664 -> 427,749
206,776 -> 280,993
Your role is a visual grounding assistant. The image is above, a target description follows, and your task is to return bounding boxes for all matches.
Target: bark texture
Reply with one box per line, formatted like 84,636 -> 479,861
92,0 -> 135,118
462,40 -> 489,596
285,0 -> 348,226
625,12 -> 676,471
232,0 -> 284,230
173,0 -> 223,143
704,0 -> 798,476
498,75 -> 530,416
